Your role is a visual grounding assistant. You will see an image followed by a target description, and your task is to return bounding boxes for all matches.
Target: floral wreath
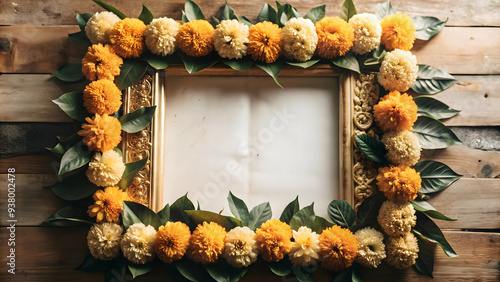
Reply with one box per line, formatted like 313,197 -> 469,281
46,0 -> 463,281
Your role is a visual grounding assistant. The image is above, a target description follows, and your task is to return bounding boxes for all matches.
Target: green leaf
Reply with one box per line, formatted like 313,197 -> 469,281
412,16 -> 447,41
76,13 -> 93,31
289,204 -> 316,231
48,133 -> 82,156
170,193 -> 196,224
276,2 -> 300,27
413,116 -> 462,149
76,254 -> 111,273
414,236 -> 434,277
240,16 -> 253,27
414,160 -> 462,194
179,52 -> 219,73
128,263 -> 152,279
68,31 -> 93,50
331,54 -> 360,73
104,257 -> 127,282
355,135 -> 387,163
257,3 -> 277,23
116,59 -> 149,90
220,3 -> 239,21
332,268 -> 352,282
184,0 -> 205,21
411,200 -> 457,221
44,206 -> 93,226
248,202 -> 272,230
227,191 -> 250,226
256,61 -> 283,88
292,265 -> 314,282
224,58 -> 253,71
113,147 -> 123,157
304,5 -> 326,22
286,59 -> 320,69
310,216 -> 333,233
414,96 -> 460,120
157,204 -> 170,225
117,157 -> 149,190
206,259 -> 248,282
58,141 -> 92,175
185,210 -> 241,230
327,200 -> 355,228
182,11 -> 189,24
339,0 -> 357,21
412,65 -> 457,95
92,0 -> 126,19
268,257 -> 292,276
279,196 -> 300,224
48,171 -> 98,201
350,193 -> 385,232
138,5 -> 154,25
52,91 -> 89,122
375,1 -> 397,20
51,63 -> 84,82
212,15 -> 221,26
123,201 -> 162,230
119,106 -> 157,133
175,258 -> 210,282
413,211 -> 458,257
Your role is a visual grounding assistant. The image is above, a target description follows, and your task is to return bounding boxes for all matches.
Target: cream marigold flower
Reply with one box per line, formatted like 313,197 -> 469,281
349,13 -> 381,55
144,17 -> 180,56
382,130 -> 421,166
189,222 -> 227,264
354,227 -> 386,268
85,11 -> 120,44
87,186 -> 129,223
318,225 -> 358,271
109,18 -> 147,58
385,233 -> 419,269
380,13 -> 416,51
121,223 -> 157,264
213,19 -> 249,60
373,90 -> 418,132
176,20 -> 215,57
247,21 -> 282,63
378,200 -> 417,237
87,222 -> 123,260
86,150 -> 125,187
222,226 -> 258,268
377,49 -> 418,92
82,44 -> 123,81
315,17 -> 354,59
288,226 -> 320,266
78,114 -> 122,152
155,222 -> 191,263
83,79 -> 122,115
255,219 -> 292,262
377,165 -> 422,202
282,17 -> 318,62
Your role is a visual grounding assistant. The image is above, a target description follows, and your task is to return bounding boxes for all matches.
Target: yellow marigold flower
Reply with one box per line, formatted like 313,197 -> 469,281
78,114 -> 122,152
82,44 -> 123,81
109,18 -> 147,58
378,200 -> 417,236
189,222 -> 227,264
382,130 -> 421,166
376,165 -> 422,202
377,49 -> 418,92
86,150 -> 125,187
315,17 -> 354,59
354,227 -> 386,268
85,12 -> 120,44
385,233 -> 419,269
247,21 -> 282,63
214,19 -> 249,60
318,225 -> 358,271
176,20 -> 215,57
255,219 -> 292,262
87,186 -> 129,223
121,223 -> 157,264
288,226 -> 320,266
223,226 -> 258,268
145,17 -> 180,56
83,80 -> 122,115
380,13 -> 416,51
155,222 -> 191,263
373,91 -> 418,132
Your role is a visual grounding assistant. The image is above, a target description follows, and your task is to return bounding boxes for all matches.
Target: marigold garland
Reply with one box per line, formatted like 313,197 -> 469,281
83,79 -> 122,115
376,165 -> 422,202
78,113 -> 122,152
247,21 -> 283,63
155,222 -> 192,263
373,90 -> 418,132
82,44 -> 123,81
318,225 -> 358,271
315,17 -> 354,59
255,219 -> 293,262
189,222 -> 227,264
380,13 -> 416,51
109,18 -> 147,58
176,20 -> 215,57
87,186 -> 129,223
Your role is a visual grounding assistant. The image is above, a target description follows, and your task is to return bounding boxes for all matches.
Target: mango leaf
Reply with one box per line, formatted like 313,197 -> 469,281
117,157 -> 149,190
157,204 -> 170,225
340,0 -> 357,21
227,191 -> 250,226
58,141 -> 92,175
116,59 -> 149,90
175,258 -> 210,282
310,216 -> 333,234
184,0 -> 205,21
48,133 -> 81,156
185,210 -> 241,230
123,201 -> 161,229
304,5 -> 326,22
375,1 -> 397,19
220,2 -> 239,21
355,134 -> 387,163
414,96 -> 460,120
179,52 -> 219,73
350,193 -> 385,232
119,106 -> 157,133
411,200 -> 457,221
268,258 -> 292,276
328,200 -> 355,228
224,58 -> 253,71
76,13 -> 93,31
128,263 -> 152,279
414,236 -> 434,277
212,15 -> 220,26
248,202 -> 272,230
257,3 -> 277,23
170,193 -> 195,224
256,61 -> 283,88
414,160 -> 462,194
240,16 -> 253,27
206,259 -> 248,282
413,116 -> 461,149
413,211 -> 458,257
412,16 -> 447,40
331,54 -> 360,73
44,206 -> 94,226
92,0 -> 126,19
286,59 -> 320,69
48,171 -> 98,201
68,31 -> 92,50
292,265 -> 314,282
276,2 -> 300,27
182,11 -> 189,24
279,196 -> 300,223
289,204 -> 316,231
138,5 -> 154,25
76,254 -> 111,272
412,65 -> 457,95
52,91 -> 89,122
51,63 -> 85,82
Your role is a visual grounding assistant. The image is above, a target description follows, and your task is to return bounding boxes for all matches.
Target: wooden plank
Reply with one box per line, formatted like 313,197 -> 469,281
0,155 -> 58,174
0,0 -> 498,27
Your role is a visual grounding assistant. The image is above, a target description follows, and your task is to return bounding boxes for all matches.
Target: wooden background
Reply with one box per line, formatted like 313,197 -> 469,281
0,0 -> 499,281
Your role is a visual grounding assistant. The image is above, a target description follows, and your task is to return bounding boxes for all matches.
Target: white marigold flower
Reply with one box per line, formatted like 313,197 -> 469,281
378,49 -> 418,92
377,201 -> 417,237
385,232 -> 419,269
349,13 -> 381,55
288,226 -> 320,266
222,226 -> 258,268
86,150 -> 126,187
213,19 -> 249,59
144,17 -> 180,56
85,11 -> 121,44
87,222 -> 123,261
282,17 -> 318,62
382,130 -> 421,166
354,227 -> 386,268
121,223 -> 156,264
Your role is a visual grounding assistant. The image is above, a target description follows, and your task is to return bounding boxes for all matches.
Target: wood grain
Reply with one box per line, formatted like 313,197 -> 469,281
0,155 -> 59,174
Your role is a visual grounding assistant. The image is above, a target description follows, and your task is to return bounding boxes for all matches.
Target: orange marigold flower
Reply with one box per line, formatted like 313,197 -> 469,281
155,222 -> 191,263
83,80 -> 122,115
82,44 -> 123,81
109,18 -> 147,58
176,20 -> 215,57
255,219 -> 292,262
373,91 -> 418,132
189,222 -> 227,264
87,186 -> 129,223
380,13 -> 416,51
315,17 -> 354,59
247,21 -> 282,63
318,225 -> 358,271
78,114 -> 122,152
377,165 -> 422,202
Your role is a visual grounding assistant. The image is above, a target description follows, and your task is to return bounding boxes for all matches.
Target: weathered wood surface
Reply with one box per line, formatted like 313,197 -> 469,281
0,155 -> 58,174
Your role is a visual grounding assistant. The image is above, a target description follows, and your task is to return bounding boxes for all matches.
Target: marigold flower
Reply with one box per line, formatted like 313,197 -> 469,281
176,20 -> 215,57
282,17 -> 318,62
109,18 -> 147,58
144,17 -> 180,56
87,186 -> 129,223
87,222 -> 123,260
378,200 -> 417,237
223,226 -> 259,268
189,222 -> 227,264
121,223 -> 157,264
349,13 -> 381,55
83,79 -> 122,115
354,227 -> 386,268
155,222 -> 191,263
373,91 -> 418,132
214,19 -> 249,60
380,13 -> 416,51
315,17 -> 354,59
382,130 -> 421,166
85,12 -> 120,44
78,114 -> 122,152
247,21 -> 282,63
86,150 -> 125,187
255,219 -> 292,262
288,226 -> 320,266
377,49 -> 418,92
385,233 -> 419,269
82,44 -> 123,81
376,165 -> 422,202
318,225 -> 358,271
